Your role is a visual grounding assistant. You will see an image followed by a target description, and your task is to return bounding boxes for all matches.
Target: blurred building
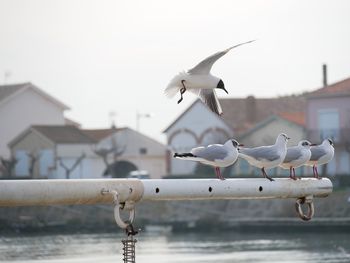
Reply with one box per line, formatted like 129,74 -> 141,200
306,76 -> 350,176
8,125 -> 100,179
84,127 -> 166,179
8,125 -> 166,179
0,83 -> 69,158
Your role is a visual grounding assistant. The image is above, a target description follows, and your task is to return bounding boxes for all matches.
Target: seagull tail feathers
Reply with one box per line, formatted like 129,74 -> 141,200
174,152 -> 199,162
164,71 -> 187,98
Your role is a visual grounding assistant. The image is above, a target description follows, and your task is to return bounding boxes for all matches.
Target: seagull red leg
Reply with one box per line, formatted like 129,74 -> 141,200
177,80 -> 187,104
262,167 -> 274,182
315,165 -> 321,180
289,166 -> 293,180
292,167 -> 297,180
215,167 -> 224,180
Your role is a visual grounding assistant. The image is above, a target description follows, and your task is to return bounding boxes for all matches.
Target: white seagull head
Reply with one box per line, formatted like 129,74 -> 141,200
298,140 -> 313,149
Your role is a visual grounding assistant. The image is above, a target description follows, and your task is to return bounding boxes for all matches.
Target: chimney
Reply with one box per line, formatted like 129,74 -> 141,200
246,95 -> 256,123
322,64 -> 328,87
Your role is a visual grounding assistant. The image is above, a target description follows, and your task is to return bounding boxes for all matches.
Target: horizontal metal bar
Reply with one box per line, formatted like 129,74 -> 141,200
0,179 -> 143,206
141,178 -> 333,201
0,178 -> 332,206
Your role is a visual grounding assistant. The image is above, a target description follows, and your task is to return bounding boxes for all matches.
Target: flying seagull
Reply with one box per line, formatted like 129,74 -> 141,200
305,138 -> 334,179
280,140 -> 313,180
173,139 -> 242,180
238,133 -> 290,181
165,40 -> 256,115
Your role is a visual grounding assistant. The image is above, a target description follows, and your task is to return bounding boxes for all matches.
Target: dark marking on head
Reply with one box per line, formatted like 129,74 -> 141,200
231,139 -> 239,148
217,79 -> 228,94
327,138 -> 334,146
302,141 -> 310,146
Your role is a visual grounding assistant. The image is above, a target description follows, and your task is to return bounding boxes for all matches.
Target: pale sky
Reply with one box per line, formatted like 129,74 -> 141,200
1,0 -> 349,143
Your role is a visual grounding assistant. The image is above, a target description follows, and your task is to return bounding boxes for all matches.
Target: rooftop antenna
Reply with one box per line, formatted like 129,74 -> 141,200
109,111 -> 117,129
4,70 -> 11,84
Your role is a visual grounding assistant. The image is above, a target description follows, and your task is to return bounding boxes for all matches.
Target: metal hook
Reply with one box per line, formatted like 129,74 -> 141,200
101,188 -> 135,229
295,196 -> 314,221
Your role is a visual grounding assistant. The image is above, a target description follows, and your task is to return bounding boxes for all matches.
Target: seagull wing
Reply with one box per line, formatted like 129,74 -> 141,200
194,145 -> 228,162
283,148 -> 302,163
240,146 -> 280,162
310,147 -> 327,161
198,89 -> 223,115
187,40 -> 256,75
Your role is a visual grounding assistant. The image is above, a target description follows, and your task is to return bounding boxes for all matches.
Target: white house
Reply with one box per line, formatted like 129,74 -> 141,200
0,83 -> 69,158
84,127 -> 166,179
8,125 -> 101,179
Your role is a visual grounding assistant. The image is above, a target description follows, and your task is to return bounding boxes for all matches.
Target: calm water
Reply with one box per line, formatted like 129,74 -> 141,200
0,230 -> 349,263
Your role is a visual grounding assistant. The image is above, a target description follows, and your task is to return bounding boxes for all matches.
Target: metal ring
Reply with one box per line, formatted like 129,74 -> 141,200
101,188 -> 135,229
114,204 -> 135,229
295,197 -> 314,221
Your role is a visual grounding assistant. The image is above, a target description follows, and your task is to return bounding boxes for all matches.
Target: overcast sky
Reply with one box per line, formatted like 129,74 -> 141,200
1,0 -> 349,143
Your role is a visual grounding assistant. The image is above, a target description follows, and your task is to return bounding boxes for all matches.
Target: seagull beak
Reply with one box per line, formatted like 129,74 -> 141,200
239,144 -> 244,147
310,144 -> 317,146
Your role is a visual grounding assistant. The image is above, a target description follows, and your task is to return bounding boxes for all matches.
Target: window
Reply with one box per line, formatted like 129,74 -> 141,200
318,109 -> 339,141
139,147 -> 147,155
39,149 -> 54,177
15,150 -> 29,176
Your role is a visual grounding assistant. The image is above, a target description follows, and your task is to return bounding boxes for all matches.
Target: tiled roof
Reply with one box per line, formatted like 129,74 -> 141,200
33,125 -> 96,144
219,95 -> 306,135
278,112 -> 305,127
0,83 -> 29,102
0,82 -> 69,110
308,77 -> 350,98
82,127 -> 124,141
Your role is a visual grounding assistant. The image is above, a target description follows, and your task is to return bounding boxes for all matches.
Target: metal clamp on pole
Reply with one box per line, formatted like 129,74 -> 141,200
101,188 -> 135,229
295,196 -> 314,221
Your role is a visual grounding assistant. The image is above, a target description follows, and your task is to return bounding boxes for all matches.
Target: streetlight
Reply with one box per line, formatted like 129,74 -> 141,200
136,112 -> 152,132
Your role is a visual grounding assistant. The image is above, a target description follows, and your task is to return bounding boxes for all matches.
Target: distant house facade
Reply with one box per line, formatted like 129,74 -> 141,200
8,125 -> 166,179
0,83 -> 69,158
306,77 -> 350,176
8,125 -> 101,179
84,127 -> 166,179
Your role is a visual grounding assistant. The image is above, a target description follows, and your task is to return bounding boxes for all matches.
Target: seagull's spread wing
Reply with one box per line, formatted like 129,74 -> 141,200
187,40 -> 256,75
310,147 -> 327,161
283,148 -> 302,163
198,89 -> 223,115
240,146 -> 280,162
193,145 -> 228,161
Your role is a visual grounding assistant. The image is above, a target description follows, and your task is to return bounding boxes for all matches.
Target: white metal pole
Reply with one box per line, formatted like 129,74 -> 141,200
0,179 -> 143,206
0,178 -> 332,207
141,178 -> 332,200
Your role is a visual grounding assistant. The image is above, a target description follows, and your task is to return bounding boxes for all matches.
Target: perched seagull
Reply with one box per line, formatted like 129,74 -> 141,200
238,133 -> 290,181
279,140 -> 313,180
173,139 -> 242,180
165,40 -> 256,116
305,138 -> 334,179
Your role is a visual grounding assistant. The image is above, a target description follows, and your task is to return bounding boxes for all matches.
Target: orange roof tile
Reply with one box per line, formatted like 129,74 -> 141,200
278,112 -> 305,127
308,77 -> 350,97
